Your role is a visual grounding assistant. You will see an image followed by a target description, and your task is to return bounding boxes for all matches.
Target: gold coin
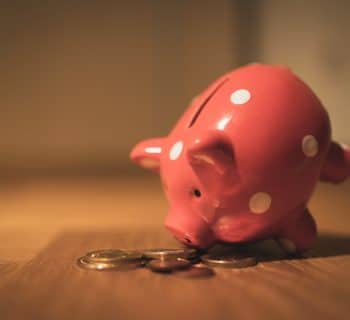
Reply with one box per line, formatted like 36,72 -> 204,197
146,258 -> 191,273
201,254 -> 257,269
142,248 -> 198,260
77,256 -> 143,271
86,249 -> 143,263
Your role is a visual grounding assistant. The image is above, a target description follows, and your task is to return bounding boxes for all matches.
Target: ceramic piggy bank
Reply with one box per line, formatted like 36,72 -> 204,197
130,64 -> 350,253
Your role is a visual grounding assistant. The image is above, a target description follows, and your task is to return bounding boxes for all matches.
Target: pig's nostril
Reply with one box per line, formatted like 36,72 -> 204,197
184,237 -> 192,244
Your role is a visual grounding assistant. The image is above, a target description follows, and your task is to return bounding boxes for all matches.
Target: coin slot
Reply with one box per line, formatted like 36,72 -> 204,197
188,78 -> 229,128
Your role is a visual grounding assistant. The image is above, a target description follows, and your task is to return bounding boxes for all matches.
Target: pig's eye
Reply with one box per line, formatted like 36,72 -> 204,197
193,188 -> 202,198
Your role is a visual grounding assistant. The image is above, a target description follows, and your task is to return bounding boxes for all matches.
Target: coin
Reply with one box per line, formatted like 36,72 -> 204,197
77,256 -> 118,271
86,249 -> 143,263
142,248 -> 198,260
201,254 -> 257,268
176,263 -> 215,278
146,257 -> 192,273
77,256 -> 144,271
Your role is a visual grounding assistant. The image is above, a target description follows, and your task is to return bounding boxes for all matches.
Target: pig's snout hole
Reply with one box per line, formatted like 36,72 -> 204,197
183,237 -> 192,244
166,224 -> 198,246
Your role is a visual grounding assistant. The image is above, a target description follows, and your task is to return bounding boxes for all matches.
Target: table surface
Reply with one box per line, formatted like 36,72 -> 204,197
0,175 -> 350,320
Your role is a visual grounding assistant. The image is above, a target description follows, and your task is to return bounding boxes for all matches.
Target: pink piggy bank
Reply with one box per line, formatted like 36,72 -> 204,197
130,64 -> 350,253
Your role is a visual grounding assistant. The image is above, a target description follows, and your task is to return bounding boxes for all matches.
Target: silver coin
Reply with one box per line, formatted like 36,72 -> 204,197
146,257 -> 192,273
201,254 -> 257,269
86,249 -> 143,263
142,248 -> 198,260
77,256 -> 144,271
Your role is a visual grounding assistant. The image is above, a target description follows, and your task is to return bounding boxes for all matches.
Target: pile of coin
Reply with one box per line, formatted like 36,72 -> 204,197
77,246 -> 258,277
77,249 -> 144,271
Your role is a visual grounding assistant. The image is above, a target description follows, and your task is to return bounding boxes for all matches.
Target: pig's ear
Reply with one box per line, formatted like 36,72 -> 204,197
130,138 -> 165,173
187,131 -> 237,193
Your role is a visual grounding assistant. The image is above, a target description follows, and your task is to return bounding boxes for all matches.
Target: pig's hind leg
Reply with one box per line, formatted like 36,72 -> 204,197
276,208 -> 317,254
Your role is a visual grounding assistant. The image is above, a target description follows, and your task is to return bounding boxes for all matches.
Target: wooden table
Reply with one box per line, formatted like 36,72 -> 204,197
0,176 -> 349,320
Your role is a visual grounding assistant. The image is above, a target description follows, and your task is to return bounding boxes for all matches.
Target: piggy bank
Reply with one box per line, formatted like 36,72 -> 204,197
130,64 -> 350,253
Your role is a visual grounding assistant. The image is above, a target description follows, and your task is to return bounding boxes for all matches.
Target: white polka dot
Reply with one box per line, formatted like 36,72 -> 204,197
249,192 -> 271,214
145,147 -> 162,154
230,89 -> 251,105
278,238 -> 296,253
169,141 -> 183,160
302,135 -> 318,157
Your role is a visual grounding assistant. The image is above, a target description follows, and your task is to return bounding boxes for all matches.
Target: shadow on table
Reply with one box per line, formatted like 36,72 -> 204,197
307,233 -> 350,258
48,229 -> 350,265
209,233 -> 350,262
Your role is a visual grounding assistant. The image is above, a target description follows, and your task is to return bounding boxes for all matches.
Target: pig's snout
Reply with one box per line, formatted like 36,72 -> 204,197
166,226 -> 198,247
165,211 -> 215,249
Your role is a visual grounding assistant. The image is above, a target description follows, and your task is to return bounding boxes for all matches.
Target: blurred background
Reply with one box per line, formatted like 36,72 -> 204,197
0,0 -> 350,260
1,0 -> 349,176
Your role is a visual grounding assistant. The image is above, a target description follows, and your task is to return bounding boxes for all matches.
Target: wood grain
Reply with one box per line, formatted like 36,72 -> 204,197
0,176 -> 349,320
0,230 -> 349,320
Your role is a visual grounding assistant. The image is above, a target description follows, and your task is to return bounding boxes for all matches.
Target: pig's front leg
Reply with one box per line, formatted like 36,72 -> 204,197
276,208 -> 317,254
